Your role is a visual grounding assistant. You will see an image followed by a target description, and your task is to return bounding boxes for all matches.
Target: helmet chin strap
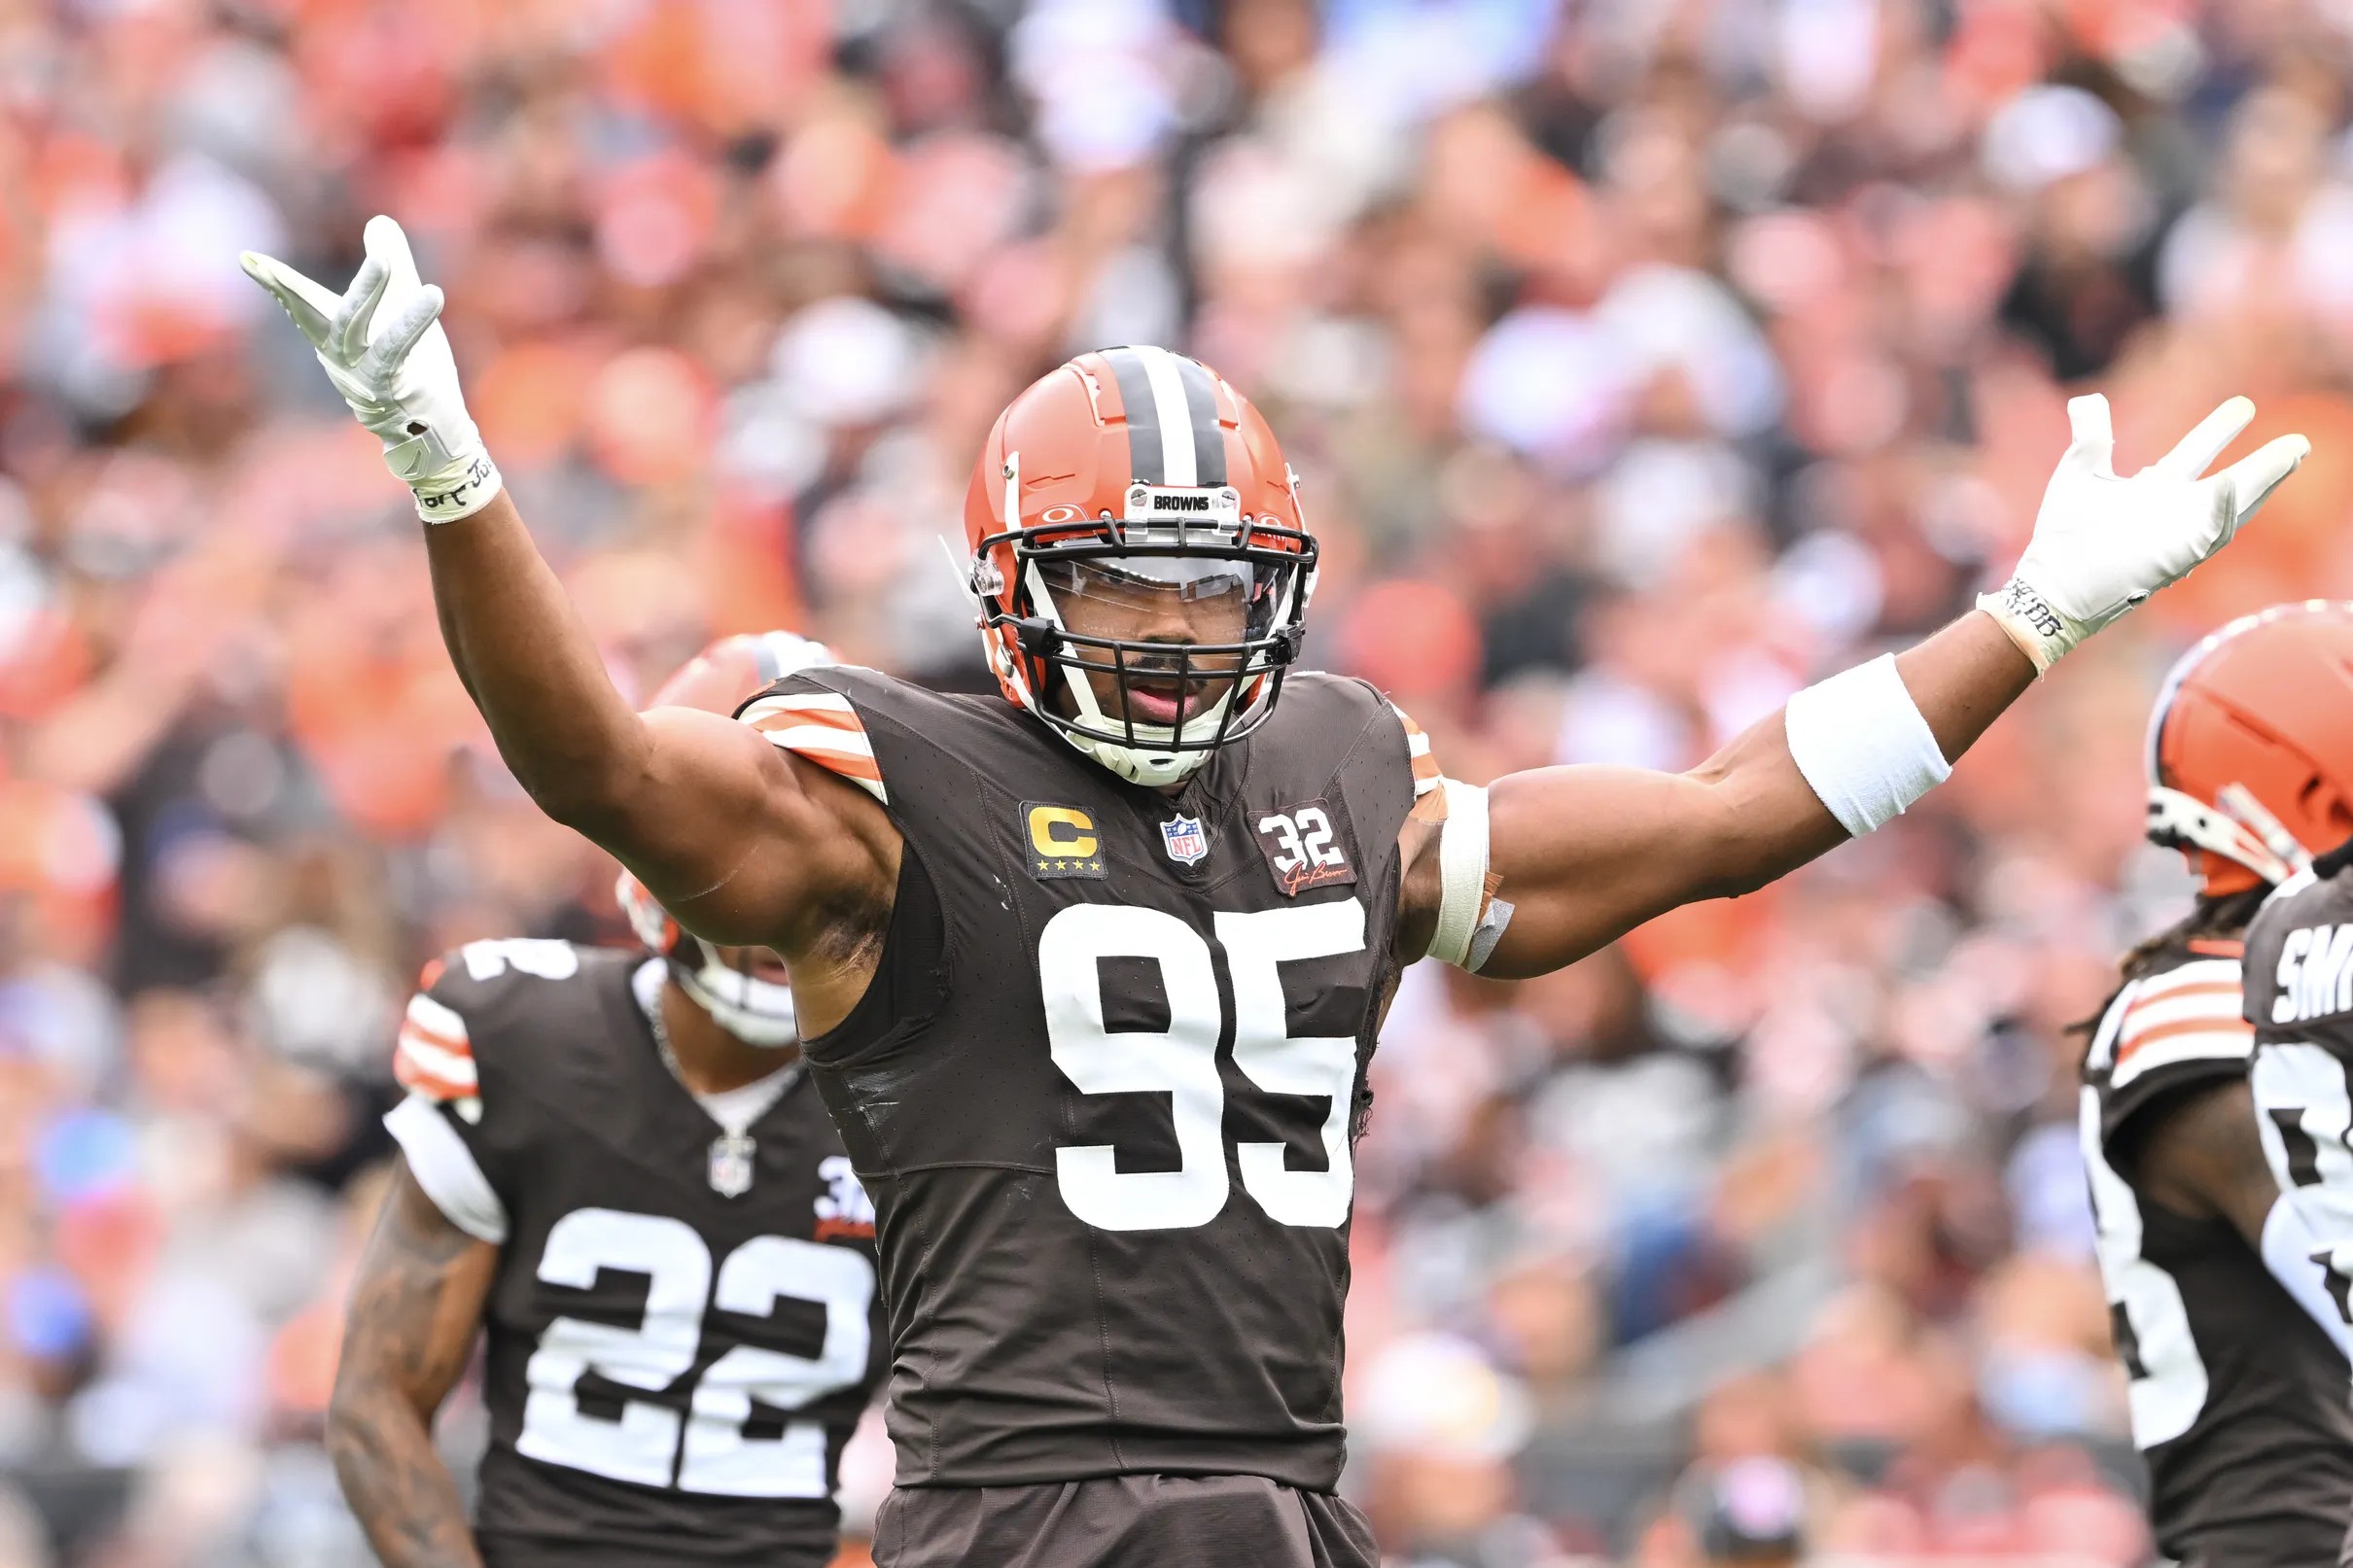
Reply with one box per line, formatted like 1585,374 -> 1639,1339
1069,726 -> 1209,787
672,943 -> 801,1049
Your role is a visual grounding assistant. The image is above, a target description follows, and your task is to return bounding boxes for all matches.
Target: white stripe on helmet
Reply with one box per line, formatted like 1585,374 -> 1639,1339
1132,345 -> 1197,487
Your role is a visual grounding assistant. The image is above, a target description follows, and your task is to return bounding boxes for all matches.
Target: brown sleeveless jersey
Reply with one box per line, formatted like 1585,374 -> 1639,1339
740,668 -> 1433,1490
382,942 -> 885,1567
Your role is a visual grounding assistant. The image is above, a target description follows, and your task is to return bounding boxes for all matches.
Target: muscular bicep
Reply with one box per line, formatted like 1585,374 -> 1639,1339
598,706 -> 896,957
1471,716 -> 1844,979
335,1161 -> 499,1420
2129,1078 -> 2281,1249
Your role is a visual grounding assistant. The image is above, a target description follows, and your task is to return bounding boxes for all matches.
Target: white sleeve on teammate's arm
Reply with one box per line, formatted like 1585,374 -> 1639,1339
384,1095 -> 509,1244
382,983 -> 507,1244
2262,1194 -> 2353,1357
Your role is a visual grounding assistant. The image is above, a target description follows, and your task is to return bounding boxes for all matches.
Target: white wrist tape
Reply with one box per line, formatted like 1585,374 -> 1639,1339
1782,653 -> 1951,838
409,450 -> 503,524
1975,577 -> 2080,674
1426,778 -> 1512,971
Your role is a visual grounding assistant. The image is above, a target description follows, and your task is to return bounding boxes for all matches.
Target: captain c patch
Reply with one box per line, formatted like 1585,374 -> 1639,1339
1023,802 -> 1106,880
1252,798 -> 1357,896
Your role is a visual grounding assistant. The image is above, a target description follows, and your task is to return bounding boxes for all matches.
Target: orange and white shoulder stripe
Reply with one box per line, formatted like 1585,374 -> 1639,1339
1392,706 -> 1443,799
739,690 -> 888,803
2110,956 -> 2253,1088
395,991 -> 483,1123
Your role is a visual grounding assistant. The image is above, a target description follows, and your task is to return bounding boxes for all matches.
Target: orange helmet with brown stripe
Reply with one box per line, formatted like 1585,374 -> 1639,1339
615,630 -> 832,1046
962,345 -> 1317,787
2146,601 -> 2353,896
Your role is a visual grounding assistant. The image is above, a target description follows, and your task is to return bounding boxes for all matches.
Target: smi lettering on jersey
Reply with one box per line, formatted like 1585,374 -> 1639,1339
2271,923 -> 2353,1024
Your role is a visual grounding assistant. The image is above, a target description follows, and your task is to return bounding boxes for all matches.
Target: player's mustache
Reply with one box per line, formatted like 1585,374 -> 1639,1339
1116,645 -> 1242,682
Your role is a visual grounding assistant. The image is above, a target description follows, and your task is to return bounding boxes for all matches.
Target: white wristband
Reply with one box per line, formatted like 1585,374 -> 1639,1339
1783,653 -> 1951,838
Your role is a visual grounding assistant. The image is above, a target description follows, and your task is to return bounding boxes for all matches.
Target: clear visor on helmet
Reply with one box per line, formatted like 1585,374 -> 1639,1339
1038,554 -> 1265,634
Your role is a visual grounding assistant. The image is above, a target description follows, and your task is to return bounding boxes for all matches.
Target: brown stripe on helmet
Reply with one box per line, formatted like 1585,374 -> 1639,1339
1173,354 -> 1227,487
1100,346 -> 1166,485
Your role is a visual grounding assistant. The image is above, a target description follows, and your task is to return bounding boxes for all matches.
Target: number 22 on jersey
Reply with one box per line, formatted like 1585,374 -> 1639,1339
1040,897 -> 1365,1233
518,1210 -> 872,1497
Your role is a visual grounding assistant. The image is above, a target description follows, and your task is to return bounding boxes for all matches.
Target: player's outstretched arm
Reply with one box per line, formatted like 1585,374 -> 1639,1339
1460,611 -> 2026,976
327,1161 -> 497,1568
241,220 -> 889,954
1439,395 -> 2307,979
416,486 -> 889,955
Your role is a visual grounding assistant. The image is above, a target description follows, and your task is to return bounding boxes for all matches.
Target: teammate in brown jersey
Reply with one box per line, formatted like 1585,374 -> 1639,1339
327,634 -> 887,1568
2080,604 -> 2353,1568
249,217 -> 2307,1567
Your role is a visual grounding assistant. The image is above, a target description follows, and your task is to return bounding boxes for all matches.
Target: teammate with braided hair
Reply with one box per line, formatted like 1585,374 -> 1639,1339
2081,603 -> 2353,1568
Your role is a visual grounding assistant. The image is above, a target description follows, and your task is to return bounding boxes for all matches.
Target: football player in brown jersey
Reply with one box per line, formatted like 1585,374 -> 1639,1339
253,218 -> 2306,1567
327,633 -> 887,1568
2081,603 -> 2353,1568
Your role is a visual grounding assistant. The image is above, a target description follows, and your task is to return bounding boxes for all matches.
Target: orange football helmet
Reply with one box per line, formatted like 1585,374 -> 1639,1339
644,628 -> 832,713
2146,601 -> 2353,896
615,630 -> 830,1046
962,345 -> 1317,786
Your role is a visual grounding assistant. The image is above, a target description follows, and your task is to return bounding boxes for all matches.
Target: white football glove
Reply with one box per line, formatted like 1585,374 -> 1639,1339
240,216 -> 502,523
1981,394 -> 2308,672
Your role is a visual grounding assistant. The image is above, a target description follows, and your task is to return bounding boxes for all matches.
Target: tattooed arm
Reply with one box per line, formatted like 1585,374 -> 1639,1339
328,1158 -> 498,1568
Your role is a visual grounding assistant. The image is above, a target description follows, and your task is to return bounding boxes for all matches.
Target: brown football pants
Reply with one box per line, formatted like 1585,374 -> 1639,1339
874,1474 -> 1379,1568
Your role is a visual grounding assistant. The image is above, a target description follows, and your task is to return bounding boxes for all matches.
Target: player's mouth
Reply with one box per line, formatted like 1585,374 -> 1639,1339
1124,674 -> 1202,726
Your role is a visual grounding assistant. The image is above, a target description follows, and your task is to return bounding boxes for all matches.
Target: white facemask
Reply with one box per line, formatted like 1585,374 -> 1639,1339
672,945 -> 800,1049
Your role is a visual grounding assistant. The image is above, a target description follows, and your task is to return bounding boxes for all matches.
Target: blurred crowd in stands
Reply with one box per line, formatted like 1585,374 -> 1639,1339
6,0 -> 2353,1562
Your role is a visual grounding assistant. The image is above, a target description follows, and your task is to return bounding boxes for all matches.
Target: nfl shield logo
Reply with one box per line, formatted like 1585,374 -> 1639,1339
1159,815 -> 1210,866
707,1133 -> 755,1199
